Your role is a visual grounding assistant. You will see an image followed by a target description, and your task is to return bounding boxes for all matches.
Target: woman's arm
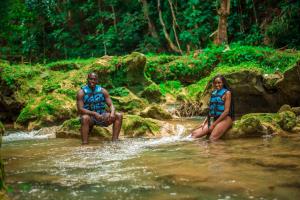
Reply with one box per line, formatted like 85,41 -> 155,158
209,91 -> 231,130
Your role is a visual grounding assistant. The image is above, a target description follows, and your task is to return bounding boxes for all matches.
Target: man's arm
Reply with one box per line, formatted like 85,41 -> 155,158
102,88 -> 115,117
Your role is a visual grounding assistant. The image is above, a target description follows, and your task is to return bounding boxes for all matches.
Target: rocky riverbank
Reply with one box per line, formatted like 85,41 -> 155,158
0,45 -> 299,139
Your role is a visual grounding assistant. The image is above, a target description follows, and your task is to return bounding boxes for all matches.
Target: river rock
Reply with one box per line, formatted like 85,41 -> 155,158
223,112 -> 298,139
141,83 -> 163,103
140,105 -> 172,120
91,56 -> 115,87
276,60 -> 300,106
278,104 -> 293,113
56,118 -> 111,139
123,52 -> 147,85
111,92 -> 147,114
122,115 -> 161,137
278,111 -> 297,131
291,107 -> 300,116
15,94 -> 77,130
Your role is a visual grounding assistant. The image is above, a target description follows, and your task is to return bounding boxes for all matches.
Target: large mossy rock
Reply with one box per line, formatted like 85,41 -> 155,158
123,52 -> 147,86
198,62 -> 300,116
90,56 -> 115,88
141,83 -> 163,103
111,91 -> 148,114
140,105 -> 172,120
276,60 -> 300,106
122,115 -> 161,137
16,94 -> 77,130
223,112 -> 297,139
56,118 -> 111,139
278,111 -> 297,131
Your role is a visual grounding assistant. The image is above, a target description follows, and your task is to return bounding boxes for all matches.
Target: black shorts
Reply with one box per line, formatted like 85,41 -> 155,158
80,113 -> 110,127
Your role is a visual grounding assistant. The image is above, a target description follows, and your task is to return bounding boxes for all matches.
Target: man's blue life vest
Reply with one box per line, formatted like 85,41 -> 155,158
209,88 -> 228,117
82,85 -> 106,114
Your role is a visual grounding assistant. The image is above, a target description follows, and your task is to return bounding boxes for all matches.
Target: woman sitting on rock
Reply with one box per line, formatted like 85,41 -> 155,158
192,75 -> 234,140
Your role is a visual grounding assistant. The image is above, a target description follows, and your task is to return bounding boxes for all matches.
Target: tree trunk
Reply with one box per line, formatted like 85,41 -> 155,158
213,0 -> 230,45
140,0 -> 158,38
98,0 -> 107,55
157,0 -> 181,53
168,0 -> 182,54
111,5 -> 117,33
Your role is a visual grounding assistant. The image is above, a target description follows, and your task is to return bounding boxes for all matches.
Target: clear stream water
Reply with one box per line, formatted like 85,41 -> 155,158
1,119 -> 300,200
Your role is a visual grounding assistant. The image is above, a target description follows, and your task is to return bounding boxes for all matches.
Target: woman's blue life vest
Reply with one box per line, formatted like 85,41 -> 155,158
209,88 -> 229,117
82,85 -> 106,114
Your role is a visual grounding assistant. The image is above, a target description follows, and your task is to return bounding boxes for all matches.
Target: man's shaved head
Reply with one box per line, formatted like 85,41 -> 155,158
87,72 -> 98,89
88,72 -> 98,79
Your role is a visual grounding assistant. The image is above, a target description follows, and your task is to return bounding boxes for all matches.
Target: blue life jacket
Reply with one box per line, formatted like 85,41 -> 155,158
82,85 -> 106,114
209,88 -> 228,117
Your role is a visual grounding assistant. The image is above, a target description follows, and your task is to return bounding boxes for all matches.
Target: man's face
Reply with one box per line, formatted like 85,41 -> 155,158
87,74 -> 98,89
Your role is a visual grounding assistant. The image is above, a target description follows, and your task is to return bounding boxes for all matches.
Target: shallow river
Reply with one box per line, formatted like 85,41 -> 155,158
2,119 -> 300,200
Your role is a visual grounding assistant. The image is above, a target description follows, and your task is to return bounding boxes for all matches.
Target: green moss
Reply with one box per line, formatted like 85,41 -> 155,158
140,105 -> 172,120
109,87 -> 130,97
111,95 -> 146,114
186,63 -> 263,99
42,81 -> 61,93
159,81 -> 182,96
0,63 -> 42,88
122,115 -> 160,137
46,58 -> 96,71
278,111 -> 297,131
141,83 -> 163,103
16,94 -> 76,129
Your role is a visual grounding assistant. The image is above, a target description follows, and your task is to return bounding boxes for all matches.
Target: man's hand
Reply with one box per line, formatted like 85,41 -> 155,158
94,112 -> 103,121
109,112 -> 115,121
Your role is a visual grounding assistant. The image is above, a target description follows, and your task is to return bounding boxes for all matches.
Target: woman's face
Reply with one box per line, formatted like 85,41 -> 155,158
213,77 -> 224,90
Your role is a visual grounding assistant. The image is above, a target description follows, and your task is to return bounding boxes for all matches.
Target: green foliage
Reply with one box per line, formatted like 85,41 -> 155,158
42,81 -> 61,93
159,81 -> 182,96
109,87 -> 130,97
0,63 -> 42,88
57,89 -> 77,99
1,0 -> 300,62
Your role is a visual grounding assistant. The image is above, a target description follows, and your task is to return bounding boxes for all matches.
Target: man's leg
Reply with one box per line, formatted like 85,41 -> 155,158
112,113 -> 123,141
80,114 -> 93,144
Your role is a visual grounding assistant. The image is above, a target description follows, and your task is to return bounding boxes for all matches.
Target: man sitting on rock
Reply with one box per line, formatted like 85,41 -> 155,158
76,72 -> 123,144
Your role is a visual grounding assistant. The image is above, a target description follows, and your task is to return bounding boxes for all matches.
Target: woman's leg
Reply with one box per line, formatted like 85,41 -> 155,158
209,116 -> 233,141
191,122 -> 209,138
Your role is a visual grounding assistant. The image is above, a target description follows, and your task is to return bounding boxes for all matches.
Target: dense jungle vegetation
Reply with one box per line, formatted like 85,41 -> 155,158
0,0 -> 299,63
